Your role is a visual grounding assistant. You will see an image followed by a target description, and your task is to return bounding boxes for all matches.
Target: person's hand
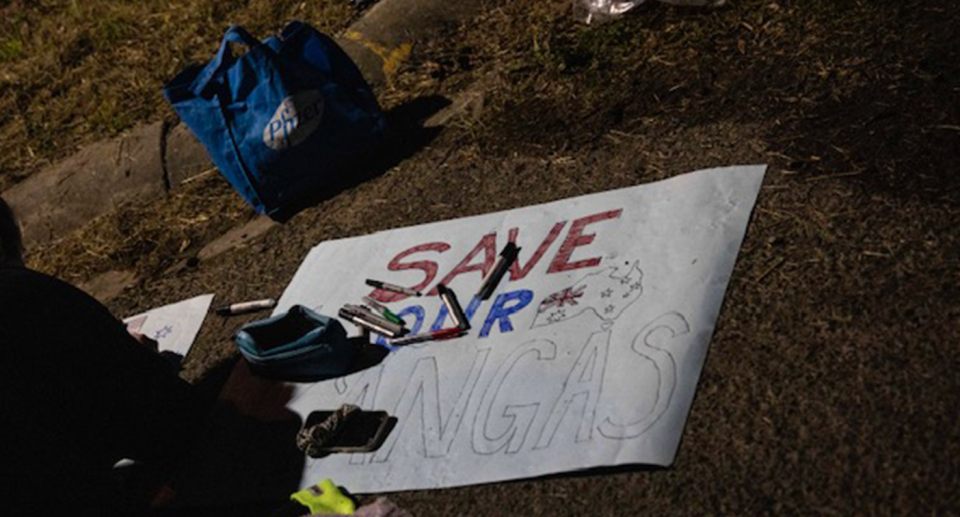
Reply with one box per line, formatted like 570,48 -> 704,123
128,331 -> 159,352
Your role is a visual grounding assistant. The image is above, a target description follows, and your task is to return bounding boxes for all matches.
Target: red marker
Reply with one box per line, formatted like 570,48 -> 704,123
389,328 -> 466,346
432,328 -> 466,341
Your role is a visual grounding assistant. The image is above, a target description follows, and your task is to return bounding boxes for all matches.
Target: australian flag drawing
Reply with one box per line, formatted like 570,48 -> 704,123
531,261 -> 644,328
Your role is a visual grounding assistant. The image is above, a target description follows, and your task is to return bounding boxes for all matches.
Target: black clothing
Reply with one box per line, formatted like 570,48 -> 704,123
0,266 -> 201,511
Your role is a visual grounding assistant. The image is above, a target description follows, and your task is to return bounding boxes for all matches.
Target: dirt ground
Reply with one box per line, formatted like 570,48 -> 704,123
12,0 -> 960,514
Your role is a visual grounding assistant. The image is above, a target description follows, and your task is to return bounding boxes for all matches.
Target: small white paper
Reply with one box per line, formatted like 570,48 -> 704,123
123,294 -> 214,357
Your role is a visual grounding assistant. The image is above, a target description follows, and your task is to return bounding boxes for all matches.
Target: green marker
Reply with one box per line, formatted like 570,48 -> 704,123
363,296 -> 403,325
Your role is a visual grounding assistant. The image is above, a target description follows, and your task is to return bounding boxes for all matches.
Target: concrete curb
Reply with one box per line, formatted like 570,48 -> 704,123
5,122 -> 167,245
339,0 -> 490,85
3,0 -> 498,249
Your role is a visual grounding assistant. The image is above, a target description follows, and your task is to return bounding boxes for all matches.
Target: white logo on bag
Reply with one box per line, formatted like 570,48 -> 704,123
262,90 -> 325,150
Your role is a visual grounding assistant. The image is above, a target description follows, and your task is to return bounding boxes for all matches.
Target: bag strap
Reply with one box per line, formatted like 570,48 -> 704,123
192,25 -> 264,98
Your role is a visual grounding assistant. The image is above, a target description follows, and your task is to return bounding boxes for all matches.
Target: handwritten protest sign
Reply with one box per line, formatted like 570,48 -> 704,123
265,165 -> 766,492
176,166 -> 765,502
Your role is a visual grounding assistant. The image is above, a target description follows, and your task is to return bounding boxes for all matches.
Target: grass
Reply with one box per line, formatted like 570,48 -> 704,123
27,171 -> 249,285
392,0 -> 957,203
0,0 -> 357,191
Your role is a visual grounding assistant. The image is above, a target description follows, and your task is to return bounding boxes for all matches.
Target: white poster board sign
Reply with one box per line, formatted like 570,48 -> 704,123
273,166 -> 765,493
124,294 -> 214,357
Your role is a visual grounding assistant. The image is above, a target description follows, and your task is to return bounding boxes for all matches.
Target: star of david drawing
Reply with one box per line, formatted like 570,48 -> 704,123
153,325 -> 173,340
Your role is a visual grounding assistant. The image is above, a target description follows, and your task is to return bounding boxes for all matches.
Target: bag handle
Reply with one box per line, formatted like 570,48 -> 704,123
192,25 -> 264,98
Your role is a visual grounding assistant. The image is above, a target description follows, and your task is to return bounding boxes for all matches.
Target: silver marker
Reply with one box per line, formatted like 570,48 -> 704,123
341,304 -> 406,336
362,296 -> 389,314
215,298 -> 277,316
437,284 -> 470,330
338,308 -> 401,338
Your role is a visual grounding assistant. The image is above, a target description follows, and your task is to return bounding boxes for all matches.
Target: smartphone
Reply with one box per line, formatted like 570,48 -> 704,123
302,410 -> 395,453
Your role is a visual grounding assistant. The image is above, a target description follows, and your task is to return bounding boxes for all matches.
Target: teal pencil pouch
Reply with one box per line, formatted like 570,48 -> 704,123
235,305 -> 355,382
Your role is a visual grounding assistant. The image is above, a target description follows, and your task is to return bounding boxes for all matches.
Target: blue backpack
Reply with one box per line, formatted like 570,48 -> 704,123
164,22 -> 386,215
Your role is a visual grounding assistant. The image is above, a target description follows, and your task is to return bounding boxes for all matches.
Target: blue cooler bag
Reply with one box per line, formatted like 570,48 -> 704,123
235,305 -> 355,382
163,21 -> 386,215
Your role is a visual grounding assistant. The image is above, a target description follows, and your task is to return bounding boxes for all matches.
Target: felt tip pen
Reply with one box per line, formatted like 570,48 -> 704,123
215,298 -> 277,316
477,242 -> 521,300
365,279 -> 422,297
338,308 -> 402,338
437,284 -> 470,330
343,303 -> 390,323
362,296 -> 404,325
341,304 -> 406,336
389,328 -> 466,346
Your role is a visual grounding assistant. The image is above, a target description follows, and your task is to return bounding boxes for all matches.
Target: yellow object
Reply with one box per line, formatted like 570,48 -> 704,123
343,30 -> 413,78
290,479 -> 356,515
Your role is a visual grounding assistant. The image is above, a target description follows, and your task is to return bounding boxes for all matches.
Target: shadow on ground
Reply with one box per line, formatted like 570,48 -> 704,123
167,336 -> 391,513
271,95 -> 450,221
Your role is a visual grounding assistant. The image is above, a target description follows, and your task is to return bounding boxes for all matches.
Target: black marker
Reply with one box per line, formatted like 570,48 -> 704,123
366,279 -> 422,297
477,242 -> 520,300
215,298 -> 277,316
437,284 -> 470,330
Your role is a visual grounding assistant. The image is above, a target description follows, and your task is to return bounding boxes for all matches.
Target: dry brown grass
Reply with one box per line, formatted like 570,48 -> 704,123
27,171 -> 249,285
0,0 -> 357,190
